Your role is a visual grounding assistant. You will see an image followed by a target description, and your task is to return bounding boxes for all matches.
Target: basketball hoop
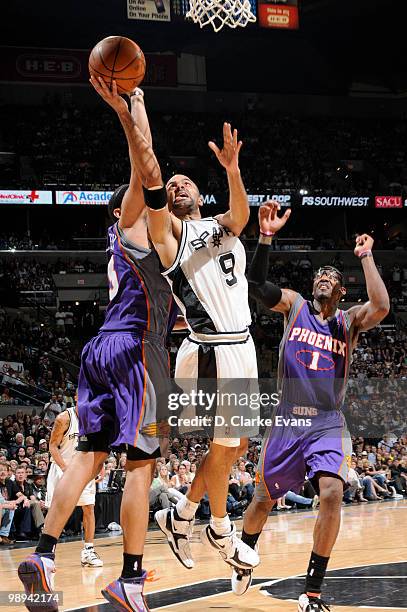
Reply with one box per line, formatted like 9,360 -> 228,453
186,0 -> 256,32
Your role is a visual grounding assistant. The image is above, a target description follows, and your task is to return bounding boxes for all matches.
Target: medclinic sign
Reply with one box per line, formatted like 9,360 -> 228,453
302,196 -> 370,207
0,190 -> 52,205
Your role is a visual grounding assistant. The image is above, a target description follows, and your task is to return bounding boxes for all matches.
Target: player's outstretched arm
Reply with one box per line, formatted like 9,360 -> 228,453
209,122 -> 249,236
49,411 -> 70,472
248,201 -> 297,315
347,234 -> 390,333
90,77 -> 160,228
145,189 -> 182,269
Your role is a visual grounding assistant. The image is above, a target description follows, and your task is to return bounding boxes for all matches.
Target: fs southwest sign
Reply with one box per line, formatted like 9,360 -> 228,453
258,0 -> 299,29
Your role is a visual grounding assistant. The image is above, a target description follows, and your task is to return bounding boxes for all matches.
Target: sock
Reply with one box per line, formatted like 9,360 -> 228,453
305,551 -> 329,595
121,553 -> 143,579
210,514 -> 231,536
176,497 -> 198,521
84,542 -> 94,549
241,529 -> 261,550
36,533 -> 57,555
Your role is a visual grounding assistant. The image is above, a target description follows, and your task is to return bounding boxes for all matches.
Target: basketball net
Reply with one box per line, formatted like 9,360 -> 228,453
186,0 -> 256,32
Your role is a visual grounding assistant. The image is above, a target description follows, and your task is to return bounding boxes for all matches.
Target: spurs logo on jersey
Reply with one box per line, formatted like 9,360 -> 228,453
162,218 -> 251,334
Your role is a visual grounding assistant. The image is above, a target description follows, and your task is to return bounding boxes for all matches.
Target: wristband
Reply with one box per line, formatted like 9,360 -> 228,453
142,185 -> 168,210
359,249 -> 372,260
260,231 -> 275,237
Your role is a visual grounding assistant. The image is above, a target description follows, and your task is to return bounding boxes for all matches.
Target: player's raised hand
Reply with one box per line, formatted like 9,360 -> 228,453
208,122 -> 242,173
89,76 -> 129,115
354,233 -> 374,257
259,200 -> 291,235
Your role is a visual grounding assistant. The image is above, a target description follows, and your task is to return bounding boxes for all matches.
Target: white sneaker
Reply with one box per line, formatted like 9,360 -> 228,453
231,544 -> 258,595
81,547 -> 103,567
298,593 -> 331,611
201,523 -> 259,570
390,486 -> 404,499
155,507 -> 195,569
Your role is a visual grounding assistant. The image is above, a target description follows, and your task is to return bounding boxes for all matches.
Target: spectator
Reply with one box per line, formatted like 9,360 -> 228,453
42,395 -> 62,423
0,464 -> 17,545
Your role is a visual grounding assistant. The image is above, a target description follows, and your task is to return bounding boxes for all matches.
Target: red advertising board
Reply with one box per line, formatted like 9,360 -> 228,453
0,47 -> 177,87
375,196 -> 403,209
258,0 -> 299,29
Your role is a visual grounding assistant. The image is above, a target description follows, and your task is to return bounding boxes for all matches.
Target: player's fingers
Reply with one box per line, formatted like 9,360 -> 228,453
233,128 -> 238,147
208,141 -> 221,156
223,122 -> 232,144
237,141 -> 243,154
112,80 -> 118,96
89,76 -> 99,91
282,208 -> 292,221
97,76 -> 110,95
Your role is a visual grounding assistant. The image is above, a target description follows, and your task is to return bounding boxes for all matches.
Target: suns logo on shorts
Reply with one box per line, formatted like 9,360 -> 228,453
346,454 -> 352,468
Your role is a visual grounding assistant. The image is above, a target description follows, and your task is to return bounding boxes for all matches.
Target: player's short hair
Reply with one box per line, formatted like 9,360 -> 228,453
108,184 -> 129,223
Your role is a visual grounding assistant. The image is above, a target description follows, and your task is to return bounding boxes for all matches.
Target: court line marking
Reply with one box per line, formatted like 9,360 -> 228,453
155,559 -> 407,609
62,550 -> 407,610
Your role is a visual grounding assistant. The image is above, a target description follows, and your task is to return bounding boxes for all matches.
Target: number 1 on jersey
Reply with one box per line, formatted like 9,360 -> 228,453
309,351 -> 320,370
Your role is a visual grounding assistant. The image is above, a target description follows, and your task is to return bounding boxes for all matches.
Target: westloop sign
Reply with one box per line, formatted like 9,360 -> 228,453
302,196 -> 370,207
56,190 -> 113,205
201,193 -> 292,206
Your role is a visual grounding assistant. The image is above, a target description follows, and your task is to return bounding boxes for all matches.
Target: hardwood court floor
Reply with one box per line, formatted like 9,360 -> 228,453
2,500 -> 407,611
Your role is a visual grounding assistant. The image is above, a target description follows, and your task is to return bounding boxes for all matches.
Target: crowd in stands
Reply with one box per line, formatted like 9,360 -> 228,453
1,251 -> 407,314
2,104 -> 407,196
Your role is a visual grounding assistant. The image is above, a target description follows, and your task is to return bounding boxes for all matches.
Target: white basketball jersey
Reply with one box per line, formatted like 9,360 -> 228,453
52,406 -> 79,465
162,217 -> 251,334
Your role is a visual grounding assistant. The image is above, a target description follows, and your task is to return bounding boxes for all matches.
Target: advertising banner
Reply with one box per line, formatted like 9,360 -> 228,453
258,0 -> 299,29
202,193 -> 292,206
0,47 -> 176,87
302,195 -> 370,207
375,196 -> 403,209
56,191 -> 112,205
0,190 -> 52,205
127,0 -> 171,22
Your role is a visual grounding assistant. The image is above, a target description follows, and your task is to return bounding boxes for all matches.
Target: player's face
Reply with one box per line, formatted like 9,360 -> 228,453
312,268 -> 344,302
166,175 -> 201,218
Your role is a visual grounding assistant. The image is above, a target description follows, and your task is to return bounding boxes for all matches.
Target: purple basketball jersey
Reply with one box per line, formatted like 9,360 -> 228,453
278,297 -> 351,410
101,223 -> 174,335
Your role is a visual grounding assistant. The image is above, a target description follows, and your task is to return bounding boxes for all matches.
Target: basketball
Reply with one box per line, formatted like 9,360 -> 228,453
88,36 -> 146,94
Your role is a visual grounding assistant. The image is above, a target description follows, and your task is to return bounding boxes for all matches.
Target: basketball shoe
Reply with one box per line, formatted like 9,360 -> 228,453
18,553 -> 58,612
231,544 -> 259,595
201,523 -> 259,570
155,507 -> 195,569
298,593 -> 331,611
81,545 -> 103,567
102,570 -> 154,611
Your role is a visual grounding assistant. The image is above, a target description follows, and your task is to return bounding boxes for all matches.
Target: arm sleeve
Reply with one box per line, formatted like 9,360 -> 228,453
248,242 -> 282,309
